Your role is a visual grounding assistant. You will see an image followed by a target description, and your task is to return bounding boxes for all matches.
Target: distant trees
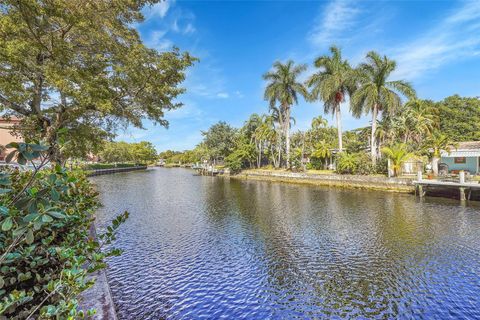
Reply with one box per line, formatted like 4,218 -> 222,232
99,141 -> 157,164
201,121 -> 237,161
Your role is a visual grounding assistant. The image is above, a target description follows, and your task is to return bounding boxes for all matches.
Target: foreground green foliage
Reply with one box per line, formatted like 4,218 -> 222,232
0,143 -> 128,318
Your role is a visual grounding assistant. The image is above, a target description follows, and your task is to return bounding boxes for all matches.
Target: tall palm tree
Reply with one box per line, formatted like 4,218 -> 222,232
263,60 -> 307,168
351,51 -> 416,163
306,46 -> 355,153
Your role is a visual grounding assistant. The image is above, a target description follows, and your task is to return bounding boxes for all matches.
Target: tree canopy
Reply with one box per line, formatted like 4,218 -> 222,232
438,95 -> 480,141
0,0 -> 195,161
99,141 -> 157,164
201,121 -> 237,160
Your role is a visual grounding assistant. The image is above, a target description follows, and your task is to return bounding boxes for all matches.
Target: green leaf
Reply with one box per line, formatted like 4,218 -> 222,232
12,227 -> 27,237
2,217 -> 13,231
48,211 -> 65,219
30,144 -> 49,152
23,213 -> 39,222
25,229 -> 34,244
0,174 -> 11,186
42,215 -> 53,223
5,142 -> 19,149
0,206 -> 8,215
17,154 -> 27,165
5,150 -> 17,163
33,219 -> 42,230
51,189 -> 60,201
0,277 -> 4,289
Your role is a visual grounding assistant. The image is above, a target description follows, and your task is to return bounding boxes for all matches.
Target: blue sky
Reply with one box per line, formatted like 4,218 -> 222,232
117,0 -> 480,151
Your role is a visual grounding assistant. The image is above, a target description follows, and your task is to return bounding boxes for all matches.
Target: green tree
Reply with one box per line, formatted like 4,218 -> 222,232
201,121 -> 237,161
131,141 -> 157,164
311,140 -> 333,169
263,60 -> 307,168
351,51 -> 416,163
381,143 -> 414,177
0,1 -> 195,161
99,141 -> 133,163
438,95 -> 480,141
306,46 -> 355,152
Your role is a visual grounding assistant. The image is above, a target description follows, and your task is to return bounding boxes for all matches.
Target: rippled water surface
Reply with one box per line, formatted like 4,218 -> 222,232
92,168 -> 480,319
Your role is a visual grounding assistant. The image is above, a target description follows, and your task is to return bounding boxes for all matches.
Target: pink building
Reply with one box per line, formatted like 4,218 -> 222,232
0,117 -> 23,161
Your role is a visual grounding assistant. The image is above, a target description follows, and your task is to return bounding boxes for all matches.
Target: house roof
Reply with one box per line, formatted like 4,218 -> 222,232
441,141 -> 480,157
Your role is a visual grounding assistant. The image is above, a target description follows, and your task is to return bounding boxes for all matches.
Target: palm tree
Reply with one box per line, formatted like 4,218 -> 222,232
381,143 -> 414,177
311,115 -> 328,130
263,60 -> 307,168
306,46 -> 355,153
351,51 -> 416,163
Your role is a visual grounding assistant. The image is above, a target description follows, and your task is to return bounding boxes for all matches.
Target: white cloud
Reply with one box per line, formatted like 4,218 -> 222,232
146,0 -> 175,19
309,0 -> 361,47
234,91 -> 244,98
171,19 -> 196,34
147,30 -> 173,51
184,23 -> 196,34
216,92 -> 229,99
392,1 -> 480,80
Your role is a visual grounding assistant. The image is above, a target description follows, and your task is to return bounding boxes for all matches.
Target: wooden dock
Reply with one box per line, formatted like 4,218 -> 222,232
414,171 -> 480,201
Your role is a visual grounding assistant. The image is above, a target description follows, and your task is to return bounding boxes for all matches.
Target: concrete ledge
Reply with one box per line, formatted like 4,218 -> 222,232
79,223 -> 118,319
79,269 -> 118,320
230,170 -> 415,193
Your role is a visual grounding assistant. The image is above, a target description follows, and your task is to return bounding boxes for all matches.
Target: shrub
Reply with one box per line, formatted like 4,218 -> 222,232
375,156 -> 388,174
0,143 -> 127,318
225,152 -> 243,174
308,158 -> 325,170
336,152 -> 375,175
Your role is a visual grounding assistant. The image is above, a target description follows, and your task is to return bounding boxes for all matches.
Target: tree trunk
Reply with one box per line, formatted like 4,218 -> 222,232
276,134 -> 282,168
432,156 -> 439,176
258,142 -> 262,168
285,106 -> 291,169
371,104 -> 378,164
335,103 -> 343,152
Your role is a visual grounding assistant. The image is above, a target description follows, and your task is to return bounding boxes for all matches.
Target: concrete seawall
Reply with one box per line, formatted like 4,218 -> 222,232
230,170 -> 415,192
79,224 -> 118,319
87,166 -> 147,177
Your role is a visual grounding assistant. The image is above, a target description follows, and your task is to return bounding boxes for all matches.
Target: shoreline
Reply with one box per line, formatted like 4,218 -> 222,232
227,169 -> 415,193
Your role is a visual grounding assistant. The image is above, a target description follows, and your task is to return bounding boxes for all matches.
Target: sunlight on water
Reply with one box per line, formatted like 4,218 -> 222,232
92,168 -> 480,319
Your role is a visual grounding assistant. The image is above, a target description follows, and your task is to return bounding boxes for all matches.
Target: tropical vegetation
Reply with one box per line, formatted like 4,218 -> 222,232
160,49 -> 478,176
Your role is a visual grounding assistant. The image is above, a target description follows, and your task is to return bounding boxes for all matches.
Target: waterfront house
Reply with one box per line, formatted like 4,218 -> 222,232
440,141 -> 480,175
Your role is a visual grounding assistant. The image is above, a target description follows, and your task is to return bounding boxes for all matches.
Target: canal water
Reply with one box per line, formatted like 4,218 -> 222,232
92,168 -> 480,319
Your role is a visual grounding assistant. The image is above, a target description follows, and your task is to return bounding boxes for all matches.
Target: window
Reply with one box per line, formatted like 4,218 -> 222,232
454,157 -> 466,164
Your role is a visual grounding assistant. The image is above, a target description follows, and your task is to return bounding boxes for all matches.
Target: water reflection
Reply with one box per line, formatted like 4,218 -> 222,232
92,168 -> 480,319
